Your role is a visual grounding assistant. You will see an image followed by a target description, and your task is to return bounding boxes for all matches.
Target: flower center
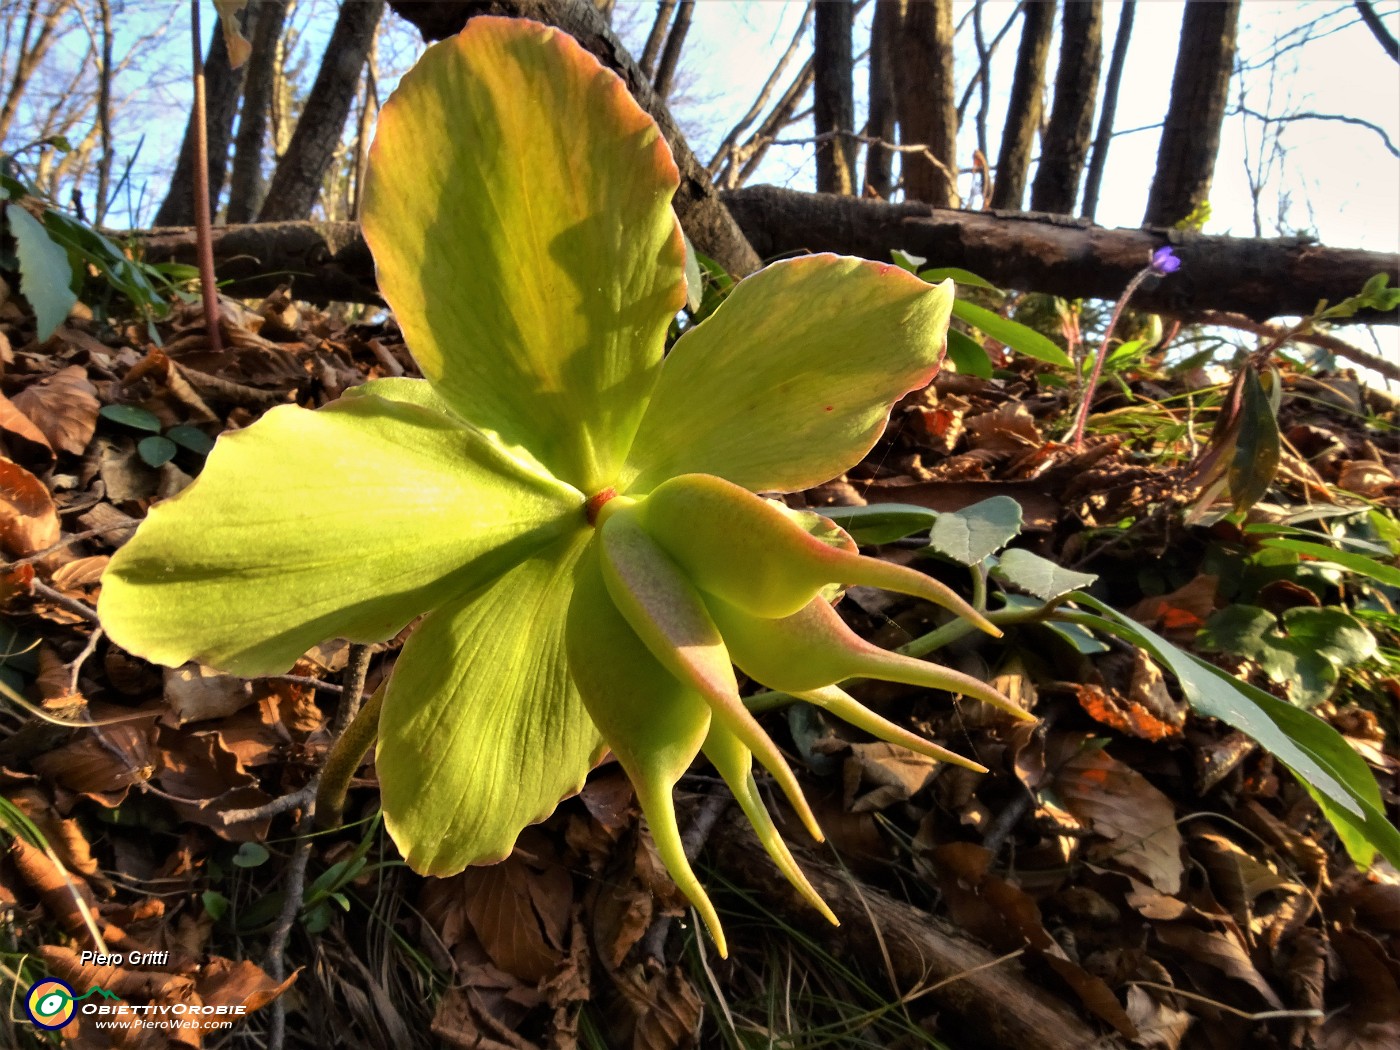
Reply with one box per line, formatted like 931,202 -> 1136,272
585,487 -> 618,526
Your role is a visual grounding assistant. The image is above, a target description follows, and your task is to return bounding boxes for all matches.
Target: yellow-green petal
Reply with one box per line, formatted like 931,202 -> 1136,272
620,257 -> 954,495
99,395 -> 580,676
379,532 -> 603,874
361,17 -> 687,493
566,541 -> 725,955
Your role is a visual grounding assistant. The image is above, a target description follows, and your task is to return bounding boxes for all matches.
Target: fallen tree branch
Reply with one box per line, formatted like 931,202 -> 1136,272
709,812 -> 1117,1050
722,185 -> 1400,325
129,205 -> 1400,329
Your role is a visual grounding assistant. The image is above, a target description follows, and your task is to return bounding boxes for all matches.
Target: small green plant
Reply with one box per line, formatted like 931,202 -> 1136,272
1,145 -> 196,341
97,19 -> 1022,956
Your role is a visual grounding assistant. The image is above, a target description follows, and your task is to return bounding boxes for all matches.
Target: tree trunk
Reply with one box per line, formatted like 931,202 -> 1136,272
651,0 -> 692,102
226,0 -> 289,224
863,0 -> 899,199
1030,0 -> 1102,214
1143,0 -> 1241,227
153,10 -> 247,227
813,0 -> 856,194
895,0 -> 958,207
1081,0 -> 1134,221
257,0 -> 383,222
989,0 -> 1055,211
638,0 -> 675,77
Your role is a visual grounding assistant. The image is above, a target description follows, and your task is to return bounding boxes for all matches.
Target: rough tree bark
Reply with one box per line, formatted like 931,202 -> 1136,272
722,186 -> 1400,325
385,0 -> 760,277
895,0 -> 959,207
813,0 -> 856,195
1143,0 -> 1241,227
989,0 -> 1055,211
132,196 -> 1400,328
257,0 -> 383,222
1030,0 -> 1102,215
863,0 -> 899,198
226,0 -> 289,224
153,10 -> 246,227
1081,0 -> 1134,221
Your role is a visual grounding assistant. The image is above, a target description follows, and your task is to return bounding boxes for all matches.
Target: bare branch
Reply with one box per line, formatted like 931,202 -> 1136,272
1230,102 -> 1400,158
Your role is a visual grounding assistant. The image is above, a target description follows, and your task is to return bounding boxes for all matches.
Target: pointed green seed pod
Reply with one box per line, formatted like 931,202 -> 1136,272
638,473 -> 1001,634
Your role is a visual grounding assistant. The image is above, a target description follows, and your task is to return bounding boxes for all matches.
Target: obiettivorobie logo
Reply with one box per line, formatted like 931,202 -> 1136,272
24,979 -> 118,1030
23,962 -> 247,1034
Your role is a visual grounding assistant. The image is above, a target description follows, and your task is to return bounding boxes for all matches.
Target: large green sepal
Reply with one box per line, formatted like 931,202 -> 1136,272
378,532 -> 603,873
100,394 -> 580,676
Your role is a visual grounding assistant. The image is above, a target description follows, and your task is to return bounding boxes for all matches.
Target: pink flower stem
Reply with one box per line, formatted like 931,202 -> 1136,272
1066,266 -> 1152,449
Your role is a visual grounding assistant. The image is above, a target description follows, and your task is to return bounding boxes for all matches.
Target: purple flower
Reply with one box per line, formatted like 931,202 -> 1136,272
1150,246 -> 1181,276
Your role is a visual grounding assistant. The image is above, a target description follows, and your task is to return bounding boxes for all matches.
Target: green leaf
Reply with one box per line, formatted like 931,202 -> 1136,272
944,328 -> 994,378
137,435 -> 177,468
360,19 -> 686,494
991,549 -> 1097,600
1069,593 -> 1400,868
817,503 -> 938,545
166,425 -> 215,455
950,299 -> 1073,368
682,230 -> 704,313
622,259 -> 955,495
379,533 -> 603,873
1198,604 -> 1355,708
99,403 -> 163,433
202,891 -> 229,920
1228,366 -> 1280,515
232,842 -> 270,868
6,204 -> 77,340
99,393 -> 580,676
1257,538 -> 1400,589
891,249 -> 925,272
927,496 -> 1023,566
918,266 -> 999,290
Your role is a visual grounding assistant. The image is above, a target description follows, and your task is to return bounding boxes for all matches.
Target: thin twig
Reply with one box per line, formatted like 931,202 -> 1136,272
3,524 -> 137,567
1124,979 -> 1323,1021
189,0 -> 223,354
30,580 -> 101,624
264,644 -> 371,1050
66,626 -> 103,695
1183,309 -> 1400,384
221,783 -> 315,826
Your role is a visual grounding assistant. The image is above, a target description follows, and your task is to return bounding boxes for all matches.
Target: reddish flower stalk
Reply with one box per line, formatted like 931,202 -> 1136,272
1066,246 -> 1180,448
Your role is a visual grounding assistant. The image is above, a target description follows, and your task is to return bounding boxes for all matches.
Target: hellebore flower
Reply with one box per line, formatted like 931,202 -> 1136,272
98,19 -> 1022,954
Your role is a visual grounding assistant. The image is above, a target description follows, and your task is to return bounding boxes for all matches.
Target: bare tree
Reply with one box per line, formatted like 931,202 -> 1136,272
639,0 -> 675,78
258,0 -> 384,222
863,0 -> 899,198
0,0 -> 76,144
154,7 -> 247,227
1031,0 -> 1103,214
990,0 -> 1055,210
813,0 -> 856,194
895,0 -> 959,207
1144,1 -> 1242,227
1082,0 -> 1134,220
652,0 -> 693,102
227,0 -> 290,224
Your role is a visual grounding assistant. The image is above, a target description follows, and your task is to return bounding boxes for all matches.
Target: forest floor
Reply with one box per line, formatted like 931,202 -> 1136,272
1,290 -> 1398,1050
